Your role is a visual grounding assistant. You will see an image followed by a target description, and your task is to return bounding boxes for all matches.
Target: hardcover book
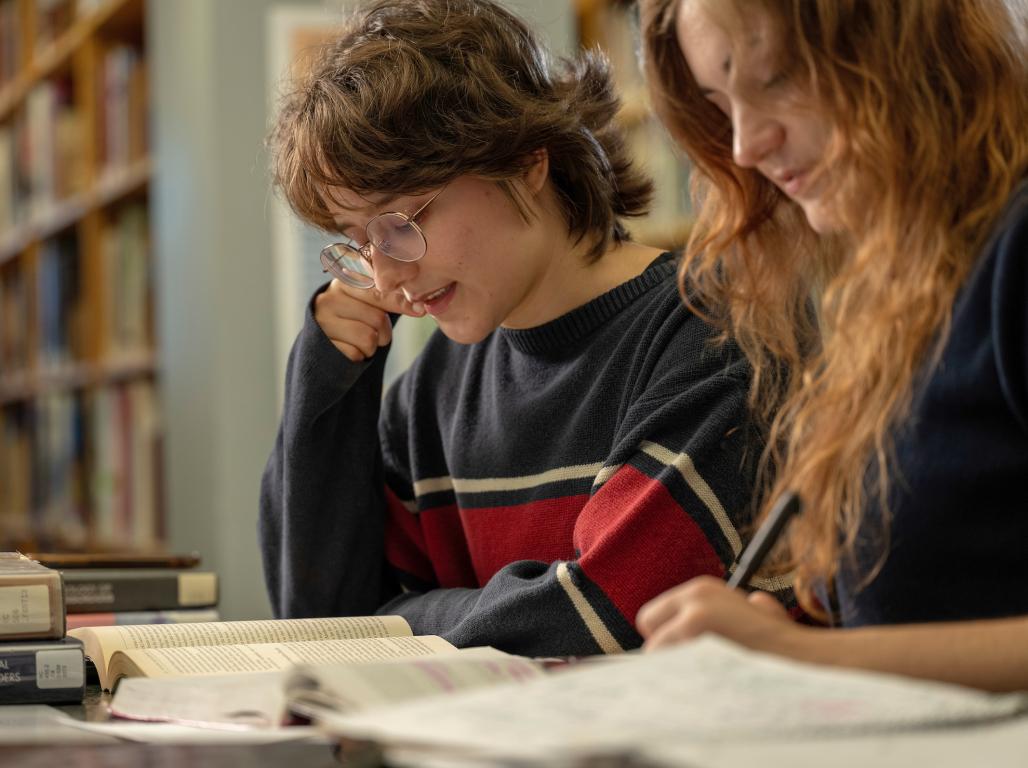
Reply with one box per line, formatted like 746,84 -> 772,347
25,552 -> 201,570
61,568 -> 217,613
69,615 -> 464,692
65,607 -> 220,631
0,552 -> 65,640
0,636 -> 85,705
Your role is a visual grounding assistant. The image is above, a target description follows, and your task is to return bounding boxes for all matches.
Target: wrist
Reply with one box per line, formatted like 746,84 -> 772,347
769,623 -> 832,666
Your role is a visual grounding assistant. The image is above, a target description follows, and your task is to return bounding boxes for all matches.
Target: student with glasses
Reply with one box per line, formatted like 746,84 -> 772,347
261,0 -> 789,656
635,0 -> 1028,690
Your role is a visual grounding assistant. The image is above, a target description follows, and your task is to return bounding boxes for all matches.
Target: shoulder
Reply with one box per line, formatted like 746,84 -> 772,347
990,180 -> 1028,293
983,181 -> 1028,333
983,180 -> 1028,429
952,181 -> 1028,332
634,262 -> 750,384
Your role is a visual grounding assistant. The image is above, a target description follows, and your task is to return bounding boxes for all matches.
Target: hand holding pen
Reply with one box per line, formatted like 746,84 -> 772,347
637,491 -> 803,650
726,490 -> 802,590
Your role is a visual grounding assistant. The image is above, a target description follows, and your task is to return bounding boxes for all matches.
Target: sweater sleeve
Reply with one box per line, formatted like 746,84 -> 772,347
259,288 -> 395,618
376,350 -> 782,657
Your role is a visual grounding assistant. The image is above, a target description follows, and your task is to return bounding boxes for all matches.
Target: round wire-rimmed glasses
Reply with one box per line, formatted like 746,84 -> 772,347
320,188 -> 445,290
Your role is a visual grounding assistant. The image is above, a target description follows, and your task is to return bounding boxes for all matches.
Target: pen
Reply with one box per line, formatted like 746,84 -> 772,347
726,490 -> 802,590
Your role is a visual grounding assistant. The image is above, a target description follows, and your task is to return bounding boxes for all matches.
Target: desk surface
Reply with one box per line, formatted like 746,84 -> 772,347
0,743 -> 343,768
0,685 -> 344,768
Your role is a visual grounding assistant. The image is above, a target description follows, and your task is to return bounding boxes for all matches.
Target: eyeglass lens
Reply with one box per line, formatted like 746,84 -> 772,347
320,213 -> 427,290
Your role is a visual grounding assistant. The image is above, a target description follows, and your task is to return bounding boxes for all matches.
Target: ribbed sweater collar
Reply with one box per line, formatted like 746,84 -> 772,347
499,253 -> 676,355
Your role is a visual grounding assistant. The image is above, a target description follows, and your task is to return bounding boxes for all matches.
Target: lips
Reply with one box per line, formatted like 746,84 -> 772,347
772,168 -> 808,198
421,284 -> 453,303
406,283 -> 453,304
403,282 -> 457,317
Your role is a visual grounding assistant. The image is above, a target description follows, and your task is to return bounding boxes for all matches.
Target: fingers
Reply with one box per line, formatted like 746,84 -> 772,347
639,577 -> 785,653
642,610 -> 706,651
326,319 -> 387,361
333,279 -> 426,318
314,280 -> 427,363
637,583 -> 692,639
637,576 -> 726,647
748,590 -> 789,619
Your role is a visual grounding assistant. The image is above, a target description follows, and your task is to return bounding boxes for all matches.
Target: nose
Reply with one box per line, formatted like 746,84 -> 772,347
369,248 -> 418,293
732,103 -> 784,169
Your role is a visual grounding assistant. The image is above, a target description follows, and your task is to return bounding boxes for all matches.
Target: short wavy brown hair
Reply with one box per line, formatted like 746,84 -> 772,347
269,0 -> 653,262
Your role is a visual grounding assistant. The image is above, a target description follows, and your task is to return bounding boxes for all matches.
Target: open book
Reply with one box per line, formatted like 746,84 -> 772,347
108,647 -> 544,729
67,615 -> 461,691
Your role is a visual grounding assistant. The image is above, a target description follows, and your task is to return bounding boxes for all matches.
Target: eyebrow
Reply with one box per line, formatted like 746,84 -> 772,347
331,192 -> 416,231
697,55 -> 732,98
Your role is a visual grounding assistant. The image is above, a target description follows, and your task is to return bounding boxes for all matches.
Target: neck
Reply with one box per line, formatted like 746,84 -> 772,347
502,235 -> 666,329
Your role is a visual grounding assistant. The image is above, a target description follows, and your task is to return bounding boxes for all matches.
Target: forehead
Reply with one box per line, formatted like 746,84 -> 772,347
675,0 -> 774,84
322,186 -> 395,214
675,0 -> 730,84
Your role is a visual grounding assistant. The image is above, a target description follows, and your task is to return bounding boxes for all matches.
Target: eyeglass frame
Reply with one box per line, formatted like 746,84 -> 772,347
320,187 -> 446,290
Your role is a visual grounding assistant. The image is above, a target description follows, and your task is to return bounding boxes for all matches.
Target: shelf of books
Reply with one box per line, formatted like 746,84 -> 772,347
576,0 -> 694,251
0,0 -> 161,554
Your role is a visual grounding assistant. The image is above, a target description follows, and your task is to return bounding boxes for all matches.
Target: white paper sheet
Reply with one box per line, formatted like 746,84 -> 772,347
314,635 -> 1028,761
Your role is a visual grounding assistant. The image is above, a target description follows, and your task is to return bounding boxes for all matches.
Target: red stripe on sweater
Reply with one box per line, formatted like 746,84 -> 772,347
458,495 -> 586,585
419,504 -> 479,588
383,487 -> 436,584
387,491 -> 589,588
575,464 -> 726,626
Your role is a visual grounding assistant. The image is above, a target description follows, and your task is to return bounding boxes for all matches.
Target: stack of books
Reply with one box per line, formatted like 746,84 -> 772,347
27,552 -> 220,631
0,552 -> 84,703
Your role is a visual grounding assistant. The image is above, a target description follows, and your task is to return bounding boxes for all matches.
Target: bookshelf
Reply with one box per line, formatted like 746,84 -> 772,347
575,0 -> 693,250
0,0 -> 161,553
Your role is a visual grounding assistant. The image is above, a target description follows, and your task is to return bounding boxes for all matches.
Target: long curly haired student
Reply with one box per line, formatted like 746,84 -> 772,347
260,0 -> 781,658
636,0 -> 1028,691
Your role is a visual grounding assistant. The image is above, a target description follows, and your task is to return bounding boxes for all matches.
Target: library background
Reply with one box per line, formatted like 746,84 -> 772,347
0,0 -> 691,621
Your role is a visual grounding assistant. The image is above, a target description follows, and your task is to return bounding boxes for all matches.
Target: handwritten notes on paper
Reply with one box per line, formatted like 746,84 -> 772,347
316,635 -> 1028,761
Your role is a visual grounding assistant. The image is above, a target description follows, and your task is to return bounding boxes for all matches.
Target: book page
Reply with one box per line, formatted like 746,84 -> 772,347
314,635 -> 1028,761
109,648 -> 541,730
70,615 -> 413,684
288,647 -> 543,715
112,634 -> 457,683
111,672 -> 291,729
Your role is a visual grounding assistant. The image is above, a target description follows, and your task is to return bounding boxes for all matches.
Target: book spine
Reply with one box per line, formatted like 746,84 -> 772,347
0,573 -> 66,640
63,571 -> 217,613
66,607 -> 221,630
0,642 -> 85,704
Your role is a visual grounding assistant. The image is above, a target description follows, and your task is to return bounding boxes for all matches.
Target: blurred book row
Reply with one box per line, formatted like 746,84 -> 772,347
0,379 -> 161,551
0,31 -> 147,232
1,0 -> 159,557
0,203 -> 151,370
0,550 -> 218,704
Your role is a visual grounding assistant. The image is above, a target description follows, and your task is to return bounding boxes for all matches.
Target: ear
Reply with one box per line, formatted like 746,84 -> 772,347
521,148 -> 550,195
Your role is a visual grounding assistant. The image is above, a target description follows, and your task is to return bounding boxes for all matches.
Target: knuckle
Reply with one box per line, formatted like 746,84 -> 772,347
686,576 -> 722,598
338,343 -> 363,362
361,326 -> 380,349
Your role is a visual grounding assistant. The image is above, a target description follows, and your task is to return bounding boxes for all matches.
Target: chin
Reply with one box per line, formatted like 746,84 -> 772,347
437,321 -> 493,346
800,200 -> 843,235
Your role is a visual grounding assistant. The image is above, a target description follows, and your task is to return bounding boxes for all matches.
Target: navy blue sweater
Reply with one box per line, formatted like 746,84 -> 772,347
836,181 -> 1028,626
260,254 -> 788,656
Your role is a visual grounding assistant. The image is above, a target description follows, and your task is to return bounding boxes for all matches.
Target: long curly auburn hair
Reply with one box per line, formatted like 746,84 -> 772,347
641,0 -> 1028,612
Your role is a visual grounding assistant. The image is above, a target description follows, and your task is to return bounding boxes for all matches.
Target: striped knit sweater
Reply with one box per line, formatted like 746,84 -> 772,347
260,254 -> 788,656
